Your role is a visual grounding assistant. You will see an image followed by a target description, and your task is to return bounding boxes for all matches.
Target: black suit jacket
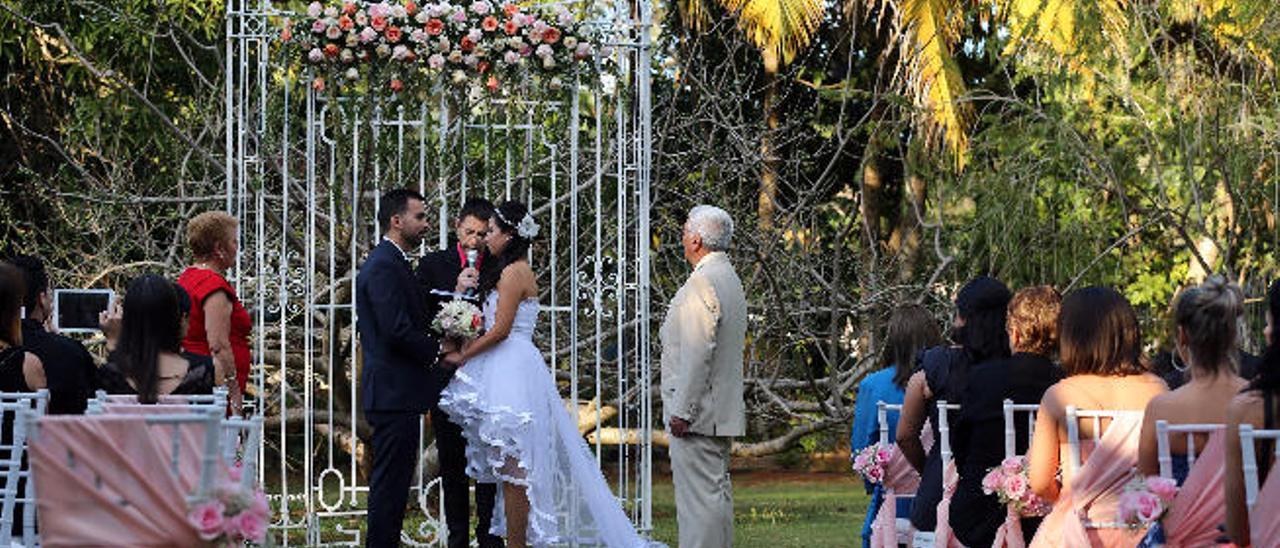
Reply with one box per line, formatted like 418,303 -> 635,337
417,244 -> 466,321
357,240 -> 452,413
20,319 -> 95,414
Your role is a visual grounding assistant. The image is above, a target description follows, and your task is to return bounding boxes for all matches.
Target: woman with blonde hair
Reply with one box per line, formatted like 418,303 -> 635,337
177,211 -> 250,414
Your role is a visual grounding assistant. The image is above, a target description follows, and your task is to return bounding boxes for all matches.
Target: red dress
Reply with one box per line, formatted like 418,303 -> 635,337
177,267 -> 252,393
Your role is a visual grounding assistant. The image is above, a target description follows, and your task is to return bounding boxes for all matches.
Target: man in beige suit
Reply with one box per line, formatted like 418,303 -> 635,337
661,205 -> 748,548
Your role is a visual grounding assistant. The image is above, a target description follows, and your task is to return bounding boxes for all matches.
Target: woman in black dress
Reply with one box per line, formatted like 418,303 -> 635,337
96,275 -> 214,401
896,276 -> 1013,535
951,286 -> 1065,546
0,262 -> 46,393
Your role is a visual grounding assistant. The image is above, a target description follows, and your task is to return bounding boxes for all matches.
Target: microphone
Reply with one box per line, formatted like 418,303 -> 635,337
463,249 -> 479,299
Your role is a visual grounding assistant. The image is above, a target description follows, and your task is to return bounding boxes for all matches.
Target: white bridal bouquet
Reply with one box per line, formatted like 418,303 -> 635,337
433,299 -> 483,340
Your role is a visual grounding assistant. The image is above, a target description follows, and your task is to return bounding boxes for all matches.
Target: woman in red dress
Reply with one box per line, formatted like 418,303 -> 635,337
177,211 -> 250,415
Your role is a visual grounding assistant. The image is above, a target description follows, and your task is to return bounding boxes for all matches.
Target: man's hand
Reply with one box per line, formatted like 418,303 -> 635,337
669,416 -> 691,438
440,338 -> 460,354
454,267 -> 479,293
440,351 -> 465,370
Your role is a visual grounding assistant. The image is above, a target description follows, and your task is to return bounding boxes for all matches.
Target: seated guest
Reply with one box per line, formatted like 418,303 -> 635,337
0,262 -> 46,393
97,275 -> 214,402
951,286 -> 1064,547
1133,276 -> 1245,547
1026,287 -> 1167,547
897,276 -> 1012,536
7,255 -> 96,414
1225,279 -> 1280,545
851,304 -> 941,547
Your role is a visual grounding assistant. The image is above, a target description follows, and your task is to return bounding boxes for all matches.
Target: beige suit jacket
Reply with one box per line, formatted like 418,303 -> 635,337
660,252 -> 747,437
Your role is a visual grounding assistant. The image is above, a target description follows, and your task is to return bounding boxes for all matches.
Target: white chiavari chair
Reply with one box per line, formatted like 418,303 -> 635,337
0,390 -> 47,547
911,400 -> 961,548
1239,424 -> 1280,523
1154,421 -> 1222,480
1002,399 -> 1040,460
0,402 -> 32,547
875,401 -> 915,545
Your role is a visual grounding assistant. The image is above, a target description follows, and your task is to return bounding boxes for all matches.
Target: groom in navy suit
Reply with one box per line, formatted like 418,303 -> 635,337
358,188 -> 461,547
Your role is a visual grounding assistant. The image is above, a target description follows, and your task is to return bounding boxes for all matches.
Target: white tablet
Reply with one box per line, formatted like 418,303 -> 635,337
53,289 -> 115,334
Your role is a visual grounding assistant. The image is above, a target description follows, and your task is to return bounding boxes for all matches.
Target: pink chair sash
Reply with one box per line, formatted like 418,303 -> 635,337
1029,413 -> 1145,548
101,403 -> 210,415
870,447 -> 922,548
1162,431 -> 1225,547
29,415 -> 212,546
932,459 -> 966,548
1251,463 -> 1280,548
991,505 -> 1026,548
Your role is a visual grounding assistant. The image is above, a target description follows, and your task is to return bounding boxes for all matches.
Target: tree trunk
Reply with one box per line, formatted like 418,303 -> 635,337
860,135 -> 884,248
758,48 -> 781,231
891,171 -> 927,281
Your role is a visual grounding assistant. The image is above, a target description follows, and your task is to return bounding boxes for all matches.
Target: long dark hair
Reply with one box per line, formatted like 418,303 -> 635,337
477,201 -> 533,297
1059,286 -> 1148,377
883,304 -> 942,388
953,276 -> 1013,362
109,274 -> 184,403
1248,279 -> 1280,394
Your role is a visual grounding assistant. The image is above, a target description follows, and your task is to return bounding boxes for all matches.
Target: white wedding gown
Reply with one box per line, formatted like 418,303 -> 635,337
438,293 -> 658,548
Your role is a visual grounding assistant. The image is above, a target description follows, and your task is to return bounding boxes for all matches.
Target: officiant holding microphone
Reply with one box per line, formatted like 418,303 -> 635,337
416,197 -> 504,548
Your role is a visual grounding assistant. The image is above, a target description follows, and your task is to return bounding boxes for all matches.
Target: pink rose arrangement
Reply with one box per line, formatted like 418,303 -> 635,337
290,0 -> 607,96
851,443 -> 895,485
980,456 -> 1052,516
1116,475 -> 1178,528
186,471 -> 273,546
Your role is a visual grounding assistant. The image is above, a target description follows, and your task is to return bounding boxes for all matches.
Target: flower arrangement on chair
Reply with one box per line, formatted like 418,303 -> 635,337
1116,475 -> 1178,528
851,443 -> 896,485
284,0 -> 609,97
981,456 -> 1052,517
187,464 -> 273,546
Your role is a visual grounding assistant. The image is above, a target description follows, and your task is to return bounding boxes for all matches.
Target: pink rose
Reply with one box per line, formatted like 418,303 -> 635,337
230,510 -> 269,542
338,14 -> 354,30
250,489 -> 271,518
1146,476 -> 1178,503
1001,456 -> 1023,474
311,19 -> 327,34
308,47 -> 324,62
343,2 -> 358,15
981,469 -> 1003,495
430,51 -> 447,67
535,44 -> 552,58
852,452 -> 869,471
1134,492 -> 1162,523
425,18 -> 445,35
188,500 -> 226,540
360,27 -> 378,43
307,2 -> 323,18
450,10 -> 468,23
875,445 -> 894,465
574,42 -> 591,59
470,0 -> 491,15
312,77 -> 326,91
865,465 -> 884,483
543,26 -> 561,44
368,2 -> 389,18
1003,474 -> 1027,499
502,50 -> 519,64
481,16 -> 499,32
325,24 -> 342,40
385,25 -> 402,43
371,15 -> 388,31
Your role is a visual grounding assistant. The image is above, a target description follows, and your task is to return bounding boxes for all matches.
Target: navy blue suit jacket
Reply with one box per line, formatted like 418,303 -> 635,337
358,239 -> 452,413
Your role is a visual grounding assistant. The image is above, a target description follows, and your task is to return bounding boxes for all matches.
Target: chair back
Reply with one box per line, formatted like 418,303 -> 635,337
1002,399 -> 1040,459
1239,424 -> 1280,520
1064,405 -> 1131,476
936,400 -> 961,465
90,387 -> 227,410
0,390 -> 47,546
877,402 -> 904,446
1154,421 -> 1223,480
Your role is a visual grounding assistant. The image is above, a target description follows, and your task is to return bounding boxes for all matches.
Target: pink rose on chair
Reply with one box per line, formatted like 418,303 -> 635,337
230,510 -> 269,542
1001,456 -> 1023,474
1146,476 -> 1178,503
1003,474 -> 1027,499
981,468 -> 1004,494
188,500 -> 226,540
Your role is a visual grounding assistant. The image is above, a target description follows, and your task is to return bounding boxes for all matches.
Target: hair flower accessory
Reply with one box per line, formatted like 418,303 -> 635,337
516,213 -> 539,239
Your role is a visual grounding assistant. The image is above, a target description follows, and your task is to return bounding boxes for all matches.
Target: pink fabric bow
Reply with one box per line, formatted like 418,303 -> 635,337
933,459 -> 967,548
991,504 -> 1026,548
1029,412 -> 1145,548
1162,431 -> 1226,547
870,447 -> 922,548
1251,460 -> 1280,548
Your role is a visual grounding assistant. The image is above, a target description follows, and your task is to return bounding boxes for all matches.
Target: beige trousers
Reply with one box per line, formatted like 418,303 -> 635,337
669,434 -> 733,548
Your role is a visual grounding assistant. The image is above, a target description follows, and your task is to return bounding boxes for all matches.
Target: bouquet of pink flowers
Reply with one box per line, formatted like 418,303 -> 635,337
433,299 -> 484,340
187,473 -> 272,546
1116,475 -> 1179,528
851,444 -> 895,484
981,456 -> 1052,516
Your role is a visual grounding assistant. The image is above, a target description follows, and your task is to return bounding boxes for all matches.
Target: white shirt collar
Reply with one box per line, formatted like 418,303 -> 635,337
382,236 -> 413,263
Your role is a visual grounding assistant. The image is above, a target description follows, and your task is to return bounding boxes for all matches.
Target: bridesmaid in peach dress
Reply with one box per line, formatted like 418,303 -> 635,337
1025,287 -> 1168,548
1226,279 -> 1280,546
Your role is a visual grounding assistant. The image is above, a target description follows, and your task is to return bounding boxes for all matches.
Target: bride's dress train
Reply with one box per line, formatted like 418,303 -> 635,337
438,293 -> 656,547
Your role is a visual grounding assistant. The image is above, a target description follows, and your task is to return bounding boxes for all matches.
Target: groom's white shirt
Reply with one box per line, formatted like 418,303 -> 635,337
660,251 -> 747,437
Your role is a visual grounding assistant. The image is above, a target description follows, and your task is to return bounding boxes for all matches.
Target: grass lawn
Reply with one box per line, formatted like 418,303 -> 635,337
649,470 -> 868,547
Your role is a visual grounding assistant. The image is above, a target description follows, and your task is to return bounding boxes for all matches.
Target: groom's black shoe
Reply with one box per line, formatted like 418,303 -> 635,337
475,481 -> 504,548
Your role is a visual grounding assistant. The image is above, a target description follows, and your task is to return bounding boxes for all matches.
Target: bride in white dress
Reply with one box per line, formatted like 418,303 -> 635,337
438,201 -> 657,548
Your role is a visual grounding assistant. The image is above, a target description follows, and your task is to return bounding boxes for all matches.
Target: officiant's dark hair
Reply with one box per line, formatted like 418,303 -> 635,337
478,201 -> 532,296
109,274 -> 185,404
458,198 -> 495,224
378,188 -> 426,233
883,304 -> 942,388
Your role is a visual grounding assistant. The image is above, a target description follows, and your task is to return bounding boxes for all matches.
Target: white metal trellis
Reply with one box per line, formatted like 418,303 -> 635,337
223,0 -> 654,545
